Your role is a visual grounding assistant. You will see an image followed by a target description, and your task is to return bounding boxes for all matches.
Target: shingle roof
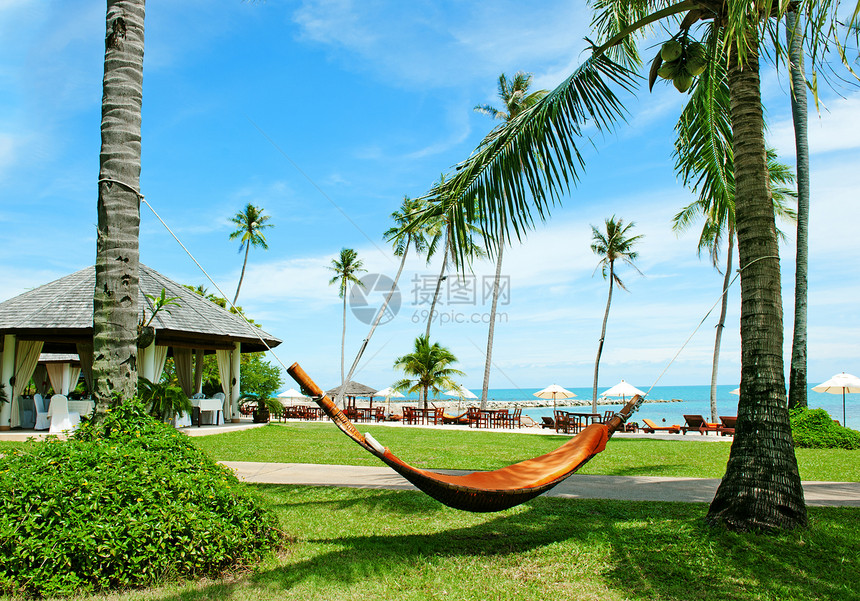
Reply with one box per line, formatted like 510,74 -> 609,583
0,264 -> 281,353
325,381 -> 378,397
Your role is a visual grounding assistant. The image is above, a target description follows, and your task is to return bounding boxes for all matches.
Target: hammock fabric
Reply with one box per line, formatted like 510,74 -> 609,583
288,363 -> 642,513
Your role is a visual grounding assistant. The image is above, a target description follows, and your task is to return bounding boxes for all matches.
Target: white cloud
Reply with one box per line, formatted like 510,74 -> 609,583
768,94 -> 860,157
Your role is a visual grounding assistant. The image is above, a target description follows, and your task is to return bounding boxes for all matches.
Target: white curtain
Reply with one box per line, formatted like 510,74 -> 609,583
216,349 -> 232,416
46,364 -> 66,395
76,343 -> 94,394
152,346 -> 168,382
69,366 -> 81,393
32,364 -> 50,396
194,349 -> 204,395
11,340 -> 43,428
174,348 -> 195,396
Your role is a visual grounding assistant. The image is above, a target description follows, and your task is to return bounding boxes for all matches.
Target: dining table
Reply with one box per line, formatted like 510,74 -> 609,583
191,397 -> 224,426
67,400 -> 95,419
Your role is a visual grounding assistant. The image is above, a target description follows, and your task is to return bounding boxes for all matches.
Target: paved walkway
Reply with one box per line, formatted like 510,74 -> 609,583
221,461 -> 860,507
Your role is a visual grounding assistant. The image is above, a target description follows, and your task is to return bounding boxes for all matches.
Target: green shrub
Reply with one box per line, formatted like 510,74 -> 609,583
790,408 -> 860,449
0,400 -> 281,598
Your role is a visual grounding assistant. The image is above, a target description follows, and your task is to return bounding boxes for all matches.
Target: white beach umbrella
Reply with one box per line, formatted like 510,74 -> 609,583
534,384 -> 576,409
444,385 -> 478,411
812,372 -> 860,426
730,387 -> 740,396
599,380 -> 646,402
277,388 -> 310,406
375,386 -> 404,415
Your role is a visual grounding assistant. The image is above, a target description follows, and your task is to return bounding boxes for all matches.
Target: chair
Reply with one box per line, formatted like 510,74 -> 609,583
681,414 -> 720,435
641,418 -> 681,434
554,410 -> 570,434
373,407 -> 386,422
540,416 -> 555,429
602,410 -> 614,424
403,406 -> 418,425
491,409 -> 509,428
48,394 -> 80,434
466,407 -> 481,428
718,416 -> 737,436
33,394 -> 51,431
17,396 -> 36,429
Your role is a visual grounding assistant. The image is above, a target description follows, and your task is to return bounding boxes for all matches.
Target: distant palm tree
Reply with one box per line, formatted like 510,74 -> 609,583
229,203 -> 273,305
337,196 -> 433,398
328,248 -> 366,402
590,216 -> 642,412
673,149 -> 796,422
392,335 -> 464,410
474,72 -> 548,410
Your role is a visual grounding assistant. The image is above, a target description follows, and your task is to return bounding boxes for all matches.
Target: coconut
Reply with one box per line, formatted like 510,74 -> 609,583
661,40 -> 683,62
685,57 -> 707,76
673,74 -> 694,92
657,63 -> 678,80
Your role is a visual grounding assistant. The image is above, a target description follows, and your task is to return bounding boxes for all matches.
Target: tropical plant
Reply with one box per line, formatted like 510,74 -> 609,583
590,216 -> 642,411
328,248 -> 366,404
0,383 -> 7,405
229,203 -> 273,305
474,72 -> 548,410
92,0 -> 146,410
392,335 -> 464,410
672,148 -> 797,424
423,177 -> 485,341
140,288 -> 181,328
412,1 -> 856,531
137,377 -> 192,423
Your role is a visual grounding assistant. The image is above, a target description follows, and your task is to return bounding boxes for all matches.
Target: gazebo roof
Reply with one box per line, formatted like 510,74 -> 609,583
325,381 -> 378,398
0,264 -> 281,353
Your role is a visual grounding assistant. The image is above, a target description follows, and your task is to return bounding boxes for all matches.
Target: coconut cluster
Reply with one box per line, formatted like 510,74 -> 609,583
656,38 -> 707,92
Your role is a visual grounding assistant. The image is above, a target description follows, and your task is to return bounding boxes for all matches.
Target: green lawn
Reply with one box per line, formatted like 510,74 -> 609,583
78,487 -> 860,601
189,422 -> 860,482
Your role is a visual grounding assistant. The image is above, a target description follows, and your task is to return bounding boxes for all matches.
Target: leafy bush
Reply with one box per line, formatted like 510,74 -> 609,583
0,400 -> 281,598
790,408 -> 860,449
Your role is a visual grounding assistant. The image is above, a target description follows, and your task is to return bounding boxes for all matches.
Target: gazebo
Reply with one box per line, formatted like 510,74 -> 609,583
325,381 -> 378,408
0,264 -> 282,429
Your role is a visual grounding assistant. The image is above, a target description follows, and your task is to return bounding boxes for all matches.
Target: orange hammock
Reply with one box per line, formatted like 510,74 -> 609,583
288,363 -> 642,512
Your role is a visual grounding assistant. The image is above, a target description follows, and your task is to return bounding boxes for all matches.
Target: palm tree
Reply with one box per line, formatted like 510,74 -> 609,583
474,72 -> 548,410
413,1 -> 852,530
392,335 -> 464,410
92,0 -> 146,409
590,216 -> 642,412
328,248 -> 366,404
786,10 -> 811,410
229,203 -> 273,305
337,196 -> 432,400
673,148 -> 797,424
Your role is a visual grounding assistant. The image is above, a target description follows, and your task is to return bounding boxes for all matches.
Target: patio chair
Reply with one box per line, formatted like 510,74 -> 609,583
602,410 -> 614,423
641,418 -> 681,434
554,410 -> 571,434
681,415 -> 720,435
17,396 -> 36,429
718,416 -> 737,436
33,394 -> 50,431
48,394 -> 80,434
540,416 -> 555,429
466,407 -> 481,428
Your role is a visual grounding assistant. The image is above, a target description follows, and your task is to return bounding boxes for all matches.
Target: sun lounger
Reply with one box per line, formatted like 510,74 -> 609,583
718,415 -> 736,436
540,416 -> 555,429
681,414 -> 720,435
641,418 -> 681,433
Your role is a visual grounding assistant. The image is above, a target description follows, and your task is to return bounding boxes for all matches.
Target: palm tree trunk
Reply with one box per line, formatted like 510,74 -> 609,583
709,228 -> 734,423
425,234 -> 450,340
93,0 -> 146,411
592,262 -> 614,412
707,38 -> 806,531
481,231 -> 504,410
786,10 -> 810,410
233,243 -> 250,305
340,293 -> 347,406
341,239 -> 411,402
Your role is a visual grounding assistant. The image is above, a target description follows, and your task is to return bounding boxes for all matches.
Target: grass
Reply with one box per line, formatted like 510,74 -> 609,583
189,422 -> 860,482
62,487 -> 860,601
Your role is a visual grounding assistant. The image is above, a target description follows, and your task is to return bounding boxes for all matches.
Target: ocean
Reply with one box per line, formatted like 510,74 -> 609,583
397,384 -> 858,428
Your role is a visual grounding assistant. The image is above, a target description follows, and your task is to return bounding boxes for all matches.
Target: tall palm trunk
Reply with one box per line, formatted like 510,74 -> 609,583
340,293 -> 347,401
425,234 -> 449,339
481,230 -> 504,410
592,261 -> 615,412
341,238 -> 411,405
233,243 -> 250,305
93,0 -> 146,410
709,227 -> 734,423
707,39 -> 806,531
786,10 -> 810,410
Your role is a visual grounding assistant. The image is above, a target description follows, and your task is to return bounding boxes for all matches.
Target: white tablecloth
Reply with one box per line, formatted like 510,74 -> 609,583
192,398 -> 224,425
67,400 -> 95,418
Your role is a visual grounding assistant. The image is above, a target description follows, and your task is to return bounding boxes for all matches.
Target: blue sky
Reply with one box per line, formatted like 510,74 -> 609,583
2,1 -> 859,394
